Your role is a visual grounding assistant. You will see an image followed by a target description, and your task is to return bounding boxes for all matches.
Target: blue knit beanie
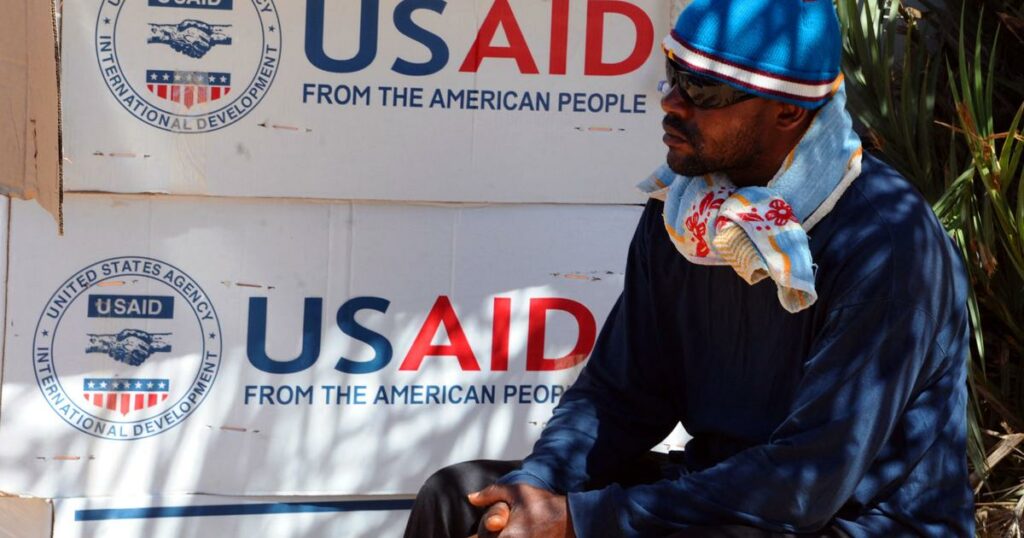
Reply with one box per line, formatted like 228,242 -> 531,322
663,0 -> 843,109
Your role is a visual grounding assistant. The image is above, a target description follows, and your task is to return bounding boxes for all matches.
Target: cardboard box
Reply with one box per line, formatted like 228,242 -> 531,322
0,495 -> 53,538
0,0 -> 62,229
61,0 -> 668,203
53,494 -> 410,538
1,193 -> 643,498
2,493 -> 411,538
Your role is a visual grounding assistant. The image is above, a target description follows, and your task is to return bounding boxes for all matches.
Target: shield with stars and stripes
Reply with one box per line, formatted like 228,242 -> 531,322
146,70 -> 231,109
83,378 -> 169,416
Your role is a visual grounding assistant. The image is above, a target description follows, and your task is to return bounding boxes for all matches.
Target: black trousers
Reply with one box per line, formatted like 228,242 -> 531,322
403,457 -> 850,538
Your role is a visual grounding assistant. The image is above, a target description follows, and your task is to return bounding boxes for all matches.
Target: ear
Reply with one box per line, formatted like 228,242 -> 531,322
773,101 -> 812,131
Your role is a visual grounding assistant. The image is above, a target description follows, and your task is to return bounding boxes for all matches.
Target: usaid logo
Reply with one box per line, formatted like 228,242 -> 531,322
33,257 -> 222,440
94,0 -> 280,133
149,0 -> 235,11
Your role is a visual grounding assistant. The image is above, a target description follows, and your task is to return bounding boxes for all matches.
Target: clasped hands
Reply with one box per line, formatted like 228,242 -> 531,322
466,483 -> 576,538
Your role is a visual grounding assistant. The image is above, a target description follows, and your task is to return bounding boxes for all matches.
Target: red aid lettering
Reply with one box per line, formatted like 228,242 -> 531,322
584,0 -> 654,76
526,298 -> 597,371
459,0 -> 540,74
491,297 -> 512,371
548,0 -> 570,75
400,296 -> 481,371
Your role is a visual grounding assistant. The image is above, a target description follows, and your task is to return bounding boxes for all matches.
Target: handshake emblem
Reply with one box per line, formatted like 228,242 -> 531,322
86,329 -> 173,367
148,19 -> 232,59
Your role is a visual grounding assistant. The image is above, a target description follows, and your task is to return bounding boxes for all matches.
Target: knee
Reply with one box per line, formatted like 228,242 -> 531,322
418,461 -> 480,501
416,459 -> 519,505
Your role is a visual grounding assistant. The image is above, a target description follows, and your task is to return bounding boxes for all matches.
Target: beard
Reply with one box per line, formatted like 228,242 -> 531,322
663,114 -> 762,178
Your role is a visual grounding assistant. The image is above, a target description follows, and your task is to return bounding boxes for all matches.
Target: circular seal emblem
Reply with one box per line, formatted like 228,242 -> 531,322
33,257 -> 223,440
94,0 -> 281,133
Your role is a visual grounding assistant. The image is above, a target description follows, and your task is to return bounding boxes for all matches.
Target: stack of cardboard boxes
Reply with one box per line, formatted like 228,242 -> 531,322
0,0 -> 684,535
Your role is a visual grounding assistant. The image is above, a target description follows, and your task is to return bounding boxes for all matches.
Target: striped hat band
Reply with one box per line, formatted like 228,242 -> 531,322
662,31 -> 843,105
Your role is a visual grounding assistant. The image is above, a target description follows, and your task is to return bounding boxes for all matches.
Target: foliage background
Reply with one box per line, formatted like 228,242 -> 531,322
835,0 -> 1024,534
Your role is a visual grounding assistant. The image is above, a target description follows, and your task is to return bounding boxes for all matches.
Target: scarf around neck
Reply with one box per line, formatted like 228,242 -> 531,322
638,83 -> 863,313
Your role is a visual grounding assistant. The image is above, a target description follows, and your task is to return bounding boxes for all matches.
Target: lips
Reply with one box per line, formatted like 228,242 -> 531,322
663,131 -> 688,145
662,128 -> 689,146
661,118 -> 690,145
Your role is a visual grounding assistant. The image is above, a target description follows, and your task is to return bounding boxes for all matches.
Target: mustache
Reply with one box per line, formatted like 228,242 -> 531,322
662,115 -> 695,140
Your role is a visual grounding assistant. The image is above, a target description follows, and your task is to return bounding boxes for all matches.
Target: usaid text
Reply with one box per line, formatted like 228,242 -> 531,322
306,0 -> 655,76
247,296 -> 598,374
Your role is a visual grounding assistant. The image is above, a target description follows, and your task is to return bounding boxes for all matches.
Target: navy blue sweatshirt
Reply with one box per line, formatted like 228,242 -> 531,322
500,154 -> 974,537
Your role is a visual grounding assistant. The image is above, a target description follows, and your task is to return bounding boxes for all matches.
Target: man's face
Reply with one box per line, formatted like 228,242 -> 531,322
660,69 -> 772,178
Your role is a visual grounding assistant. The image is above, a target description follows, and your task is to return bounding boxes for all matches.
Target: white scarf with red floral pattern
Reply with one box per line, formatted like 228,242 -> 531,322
638,83 -> 863,313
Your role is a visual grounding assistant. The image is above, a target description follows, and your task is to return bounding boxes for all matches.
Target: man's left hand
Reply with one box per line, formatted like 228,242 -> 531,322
467,483 -> 576,538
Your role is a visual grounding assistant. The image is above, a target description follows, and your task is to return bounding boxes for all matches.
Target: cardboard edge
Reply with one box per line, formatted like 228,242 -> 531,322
0,197 -> 9,441
51,0 -> 64,235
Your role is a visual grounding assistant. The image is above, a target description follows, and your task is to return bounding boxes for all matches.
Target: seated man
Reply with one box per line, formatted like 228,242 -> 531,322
404,0 -> 974,536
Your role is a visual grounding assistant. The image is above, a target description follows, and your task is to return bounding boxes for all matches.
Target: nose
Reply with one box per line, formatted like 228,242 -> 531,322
661,85 -> 695,119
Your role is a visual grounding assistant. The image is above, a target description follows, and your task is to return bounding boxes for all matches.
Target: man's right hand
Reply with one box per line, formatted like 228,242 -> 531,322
466,483 -> 575,538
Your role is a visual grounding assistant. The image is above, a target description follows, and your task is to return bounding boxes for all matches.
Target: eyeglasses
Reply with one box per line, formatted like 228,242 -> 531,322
663,60 -> 757,109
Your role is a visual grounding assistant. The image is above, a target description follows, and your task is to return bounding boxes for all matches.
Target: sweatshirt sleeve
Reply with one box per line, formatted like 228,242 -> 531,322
567,299 -> 947,537
498,202 -> 680,493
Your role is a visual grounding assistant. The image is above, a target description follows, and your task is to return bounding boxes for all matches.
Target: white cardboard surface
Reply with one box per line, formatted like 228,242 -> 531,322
0,197 -> 9,360
61,0 -> 669,203
1,194 -> 642,498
